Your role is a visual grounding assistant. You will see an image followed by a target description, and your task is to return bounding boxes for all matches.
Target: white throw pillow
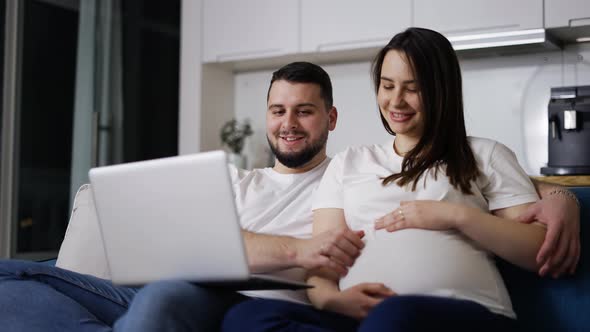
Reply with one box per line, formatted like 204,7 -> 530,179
56,184 -> 111,280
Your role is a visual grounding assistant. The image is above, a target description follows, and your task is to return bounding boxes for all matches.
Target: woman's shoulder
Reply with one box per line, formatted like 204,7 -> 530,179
468,136 -> 516,155
467,136 -> 520,174
467,136 -> 499,152
467,136 -> 515,158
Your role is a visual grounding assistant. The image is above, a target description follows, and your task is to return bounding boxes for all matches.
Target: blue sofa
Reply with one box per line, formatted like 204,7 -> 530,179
39,187 -> 589,330
498,186 -> 590,332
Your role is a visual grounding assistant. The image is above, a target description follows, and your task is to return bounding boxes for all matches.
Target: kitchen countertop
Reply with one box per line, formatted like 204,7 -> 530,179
531,176 -> 590,187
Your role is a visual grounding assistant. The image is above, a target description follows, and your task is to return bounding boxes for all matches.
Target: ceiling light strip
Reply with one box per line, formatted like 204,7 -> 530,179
447,28 -> 545,42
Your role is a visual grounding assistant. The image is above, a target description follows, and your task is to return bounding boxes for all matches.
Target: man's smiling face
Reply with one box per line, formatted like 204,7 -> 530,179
266,80 -> 336,169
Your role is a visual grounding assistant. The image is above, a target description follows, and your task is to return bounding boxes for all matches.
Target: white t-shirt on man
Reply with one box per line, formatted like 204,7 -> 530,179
229,158 -> 331,304
312,137 -> 539,318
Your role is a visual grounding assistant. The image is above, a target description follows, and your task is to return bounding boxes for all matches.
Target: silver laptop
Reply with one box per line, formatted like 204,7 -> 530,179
88,150 -> 310,290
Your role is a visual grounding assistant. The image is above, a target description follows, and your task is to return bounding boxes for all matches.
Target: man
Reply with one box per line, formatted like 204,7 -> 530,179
0,62 -> 581,331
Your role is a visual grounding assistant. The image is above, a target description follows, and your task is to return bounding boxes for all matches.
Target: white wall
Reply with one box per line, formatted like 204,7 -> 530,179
179,0 -> 202,155
234,43 -> 590,174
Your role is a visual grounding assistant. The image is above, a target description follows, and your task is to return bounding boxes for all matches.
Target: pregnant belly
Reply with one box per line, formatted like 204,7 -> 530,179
340,229 -> 501,298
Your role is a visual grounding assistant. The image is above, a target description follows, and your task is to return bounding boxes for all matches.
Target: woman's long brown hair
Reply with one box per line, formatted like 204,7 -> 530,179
372,28 -> 480,194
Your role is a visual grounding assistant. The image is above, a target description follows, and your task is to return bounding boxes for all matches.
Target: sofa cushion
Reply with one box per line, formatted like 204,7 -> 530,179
498,186 -> 589,332
55,184 -> 111,279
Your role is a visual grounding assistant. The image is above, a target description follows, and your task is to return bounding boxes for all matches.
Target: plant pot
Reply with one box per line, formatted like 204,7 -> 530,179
228,153 -> 247,169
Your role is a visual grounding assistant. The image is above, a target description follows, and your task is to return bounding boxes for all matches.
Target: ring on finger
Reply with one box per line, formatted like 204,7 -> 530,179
398,209 -> 404,220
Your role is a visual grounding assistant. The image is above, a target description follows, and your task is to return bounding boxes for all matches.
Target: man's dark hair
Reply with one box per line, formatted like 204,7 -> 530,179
267,61 -> 333,109
372,27 -> 480,194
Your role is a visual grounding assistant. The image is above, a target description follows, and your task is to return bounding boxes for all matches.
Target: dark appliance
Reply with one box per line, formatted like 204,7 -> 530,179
541,85 -> 590,175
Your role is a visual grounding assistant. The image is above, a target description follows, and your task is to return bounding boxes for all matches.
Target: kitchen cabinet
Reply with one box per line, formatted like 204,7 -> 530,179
300,0 -> 412,53
414,0 -> 543,36
202,0 -> 299,63
545,0 -> 590,28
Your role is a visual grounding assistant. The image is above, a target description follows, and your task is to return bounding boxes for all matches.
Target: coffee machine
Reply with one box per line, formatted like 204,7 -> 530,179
541,85 -> 590,175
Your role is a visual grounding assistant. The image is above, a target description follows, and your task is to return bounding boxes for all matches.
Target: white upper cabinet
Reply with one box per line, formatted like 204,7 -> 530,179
300,0 -> 412,53
414,0 -> 543,36
202,0 -> 299,63
545,0 -> 590,28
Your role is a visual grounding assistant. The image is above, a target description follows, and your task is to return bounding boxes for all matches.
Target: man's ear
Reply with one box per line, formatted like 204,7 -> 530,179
328,106 -> 338,131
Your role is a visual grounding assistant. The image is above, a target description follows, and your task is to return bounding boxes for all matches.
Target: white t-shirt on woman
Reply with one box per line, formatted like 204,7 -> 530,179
312,137 -> 539,318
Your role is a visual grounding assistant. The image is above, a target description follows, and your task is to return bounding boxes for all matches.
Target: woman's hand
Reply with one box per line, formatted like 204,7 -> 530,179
324,283 -> 395,320
374,200 -> 464,232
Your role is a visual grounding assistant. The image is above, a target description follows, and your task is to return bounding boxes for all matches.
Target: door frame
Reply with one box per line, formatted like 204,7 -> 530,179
0,0 -> 23,259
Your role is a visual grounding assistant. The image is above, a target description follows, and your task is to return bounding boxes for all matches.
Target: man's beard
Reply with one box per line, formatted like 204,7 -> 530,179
267,129 -> 328,169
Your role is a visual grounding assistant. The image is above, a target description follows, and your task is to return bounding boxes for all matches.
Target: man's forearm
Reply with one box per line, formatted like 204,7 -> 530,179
242,230 -> 301,273
531,178 -> 580,207
531,178 -> 563,198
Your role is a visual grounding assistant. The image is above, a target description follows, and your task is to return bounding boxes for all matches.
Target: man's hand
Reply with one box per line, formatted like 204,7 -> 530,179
324,283 -> 395,320
295,229 -> 365,276
518,194 -> 580,278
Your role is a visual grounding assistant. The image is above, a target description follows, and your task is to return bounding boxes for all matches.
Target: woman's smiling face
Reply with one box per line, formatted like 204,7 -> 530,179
377,50 -> 424,142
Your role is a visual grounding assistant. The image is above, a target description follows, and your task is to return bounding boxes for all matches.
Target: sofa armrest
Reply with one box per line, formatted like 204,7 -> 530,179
56,184 -> 111,279
498,186 -> 589,331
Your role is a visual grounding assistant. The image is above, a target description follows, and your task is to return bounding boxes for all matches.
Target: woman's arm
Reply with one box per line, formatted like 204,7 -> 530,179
459,202 -> 546,271
307,209 -> 354,308
375,200 -> 546,271
307,208 -> 393,320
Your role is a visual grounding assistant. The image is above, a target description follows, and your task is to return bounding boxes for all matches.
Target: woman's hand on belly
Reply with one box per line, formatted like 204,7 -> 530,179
374,200 -> 466,232
324,283 -> 395,320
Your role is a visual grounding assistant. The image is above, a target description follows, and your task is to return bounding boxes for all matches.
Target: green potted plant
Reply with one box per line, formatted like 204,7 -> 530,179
220,118 -> 254,168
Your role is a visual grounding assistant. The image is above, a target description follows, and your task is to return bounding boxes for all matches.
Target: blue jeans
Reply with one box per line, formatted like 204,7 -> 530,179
222,295 -> 517,332
222,298 -> 358,332
0,260 -> 247,332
